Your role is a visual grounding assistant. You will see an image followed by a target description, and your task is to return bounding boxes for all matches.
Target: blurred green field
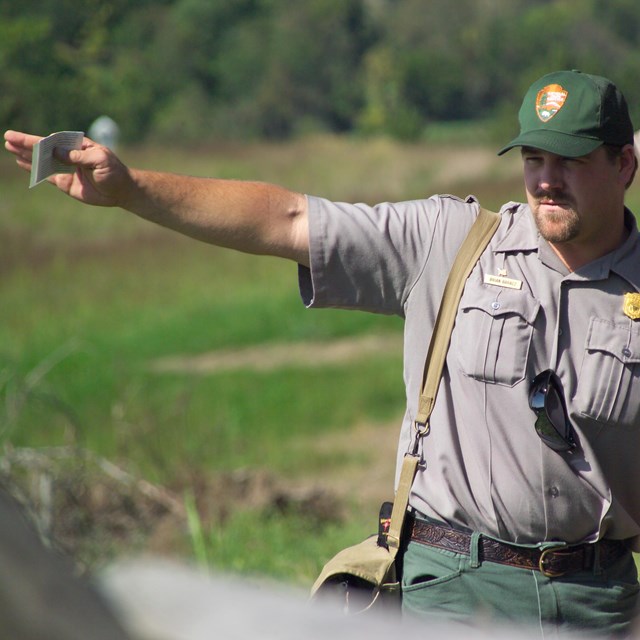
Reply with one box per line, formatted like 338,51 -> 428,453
1,134 -> 639,582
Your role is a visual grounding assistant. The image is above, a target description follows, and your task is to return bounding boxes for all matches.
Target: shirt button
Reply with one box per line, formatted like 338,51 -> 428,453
549,486 -> 560,498
491,301 -> 501,310
558,328 -> 563,336
622,347 -> 632,358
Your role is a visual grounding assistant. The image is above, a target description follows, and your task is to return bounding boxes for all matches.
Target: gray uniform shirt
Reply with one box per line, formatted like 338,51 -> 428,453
299,193 -> 640,549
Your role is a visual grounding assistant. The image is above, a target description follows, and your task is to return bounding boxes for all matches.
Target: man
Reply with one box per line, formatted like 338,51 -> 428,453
4,70 -> 640,636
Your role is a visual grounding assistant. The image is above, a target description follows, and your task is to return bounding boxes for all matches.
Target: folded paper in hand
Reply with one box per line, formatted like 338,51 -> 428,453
30,131 -> 84,188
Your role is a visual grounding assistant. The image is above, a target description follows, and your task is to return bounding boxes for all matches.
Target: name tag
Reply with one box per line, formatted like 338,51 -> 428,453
484,274 -> 523,290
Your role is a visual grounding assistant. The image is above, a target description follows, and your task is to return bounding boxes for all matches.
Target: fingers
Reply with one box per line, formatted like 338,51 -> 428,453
4,130 -> 99,167
4,130 -> 39,169
4,129 -> 127,207
14,157 -> 33,172
4,130 -> 107,178
4,130 -> 53,174
4,129 -> 42,152
52,172 -> 75,194
64,144 -> 106,167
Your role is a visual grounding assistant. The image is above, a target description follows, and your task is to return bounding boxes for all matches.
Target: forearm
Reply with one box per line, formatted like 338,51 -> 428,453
4,129 -> 310,264
122,169 -> 310,265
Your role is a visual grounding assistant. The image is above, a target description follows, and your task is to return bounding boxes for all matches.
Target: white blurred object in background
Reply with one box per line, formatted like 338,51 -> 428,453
88,115 -> 120,150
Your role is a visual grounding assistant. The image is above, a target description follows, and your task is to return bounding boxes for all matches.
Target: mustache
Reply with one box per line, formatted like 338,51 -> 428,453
534,190 -> 573,204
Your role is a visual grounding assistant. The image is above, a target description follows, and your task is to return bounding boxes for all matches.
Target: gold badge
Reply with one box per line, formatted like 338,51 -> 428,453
623,293 -> 640,320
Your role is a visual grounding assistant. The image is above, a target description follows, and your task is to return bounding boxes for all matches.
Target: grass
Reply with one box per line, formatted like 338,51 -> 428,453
1,134 -> 639,583
203,509 -> 375,585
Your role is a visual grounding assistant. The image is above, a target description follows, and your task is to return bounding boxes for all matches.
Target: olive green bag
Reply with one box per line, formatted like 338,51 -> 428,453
310,207 -> 500,614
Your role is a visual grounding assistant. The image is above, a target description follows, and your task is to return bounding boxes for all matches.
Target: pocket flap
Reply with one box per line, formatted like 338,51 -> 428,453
460,283 -> 540,324
586,318 -> 640,364
310,535 -> 396,598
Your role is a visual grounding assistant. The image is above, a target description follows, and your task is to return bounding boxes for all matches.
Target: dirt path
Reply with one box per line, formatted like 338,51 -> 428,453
147,333 -> 405,528
149,333 -> 404,507
149,333 -> 403,374
293,419 -> 400,510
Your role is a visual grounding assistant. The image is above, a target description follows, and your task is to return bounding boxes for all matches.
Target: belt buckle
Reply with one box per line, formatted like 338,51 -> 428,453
538,544 -> 568,578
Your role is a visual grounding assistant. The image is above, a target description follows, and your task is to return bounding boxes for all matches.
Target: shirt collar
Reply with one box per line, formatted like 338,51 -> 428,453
492,202 -> 538,254
490,204 -> 640,289
607,209 -> 640,290
563,210 -> 640,285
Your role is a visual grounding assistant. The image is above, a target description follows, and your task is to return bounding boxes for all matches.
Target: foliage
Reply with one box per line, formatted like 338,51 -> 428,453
3,0 -> 640,143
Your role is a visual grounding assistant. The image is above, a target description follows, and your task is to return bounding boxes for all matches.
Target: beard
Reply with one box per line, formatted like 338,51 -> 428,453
530,193 -> 581,244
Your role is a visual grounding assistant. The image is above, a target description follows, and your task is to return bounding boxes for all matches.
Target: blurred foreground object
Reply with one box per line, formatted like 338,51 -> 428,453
0,486 -> 130,640
99,559 -> 594,640
88,115 -> 120,150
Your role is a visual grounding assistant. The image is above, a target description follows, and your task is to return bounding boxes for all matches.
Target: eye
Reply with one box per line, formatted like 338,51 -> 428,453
523,154 -> 543,165
562,154 -> 589,166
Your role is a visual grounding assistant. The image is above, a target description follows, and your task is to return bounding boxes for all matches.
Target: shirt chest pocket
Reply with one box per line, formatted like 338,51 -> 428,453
575,318 -> 640,430
453,284 -> 540,387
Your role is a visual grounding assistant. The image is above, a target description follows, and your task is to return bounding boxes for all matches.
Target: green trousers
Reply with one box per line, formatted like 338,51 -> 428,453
402,531 -> 639,637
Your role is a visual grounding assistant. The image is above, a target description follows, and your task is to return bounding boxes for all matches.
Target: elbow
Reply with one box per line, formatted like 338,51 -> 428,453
288,193 -> 310,266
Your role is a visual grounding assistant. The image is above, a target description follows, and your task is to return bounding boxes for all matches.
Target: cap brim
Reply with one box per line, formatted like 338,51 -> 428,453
497,130 -> 603,157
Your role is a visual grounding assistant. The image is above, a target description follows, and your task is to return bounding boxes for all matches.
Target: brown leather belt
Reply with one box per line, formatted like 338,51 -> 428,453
410,519 -> 629,578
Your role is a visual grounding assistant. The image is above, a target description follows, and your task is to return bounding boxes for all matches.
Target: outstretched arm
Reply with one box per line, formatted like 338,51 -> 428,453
4,130 -> 310,266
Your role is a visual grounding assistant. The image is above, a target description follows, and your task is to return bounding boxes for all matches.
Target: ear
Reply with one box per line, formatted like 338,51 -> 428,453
619,144 -> 637,189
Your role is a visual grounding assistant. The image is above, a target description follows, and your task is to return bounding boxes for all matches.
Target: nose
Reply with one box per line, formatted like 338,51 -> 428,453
538,158 -> 564,192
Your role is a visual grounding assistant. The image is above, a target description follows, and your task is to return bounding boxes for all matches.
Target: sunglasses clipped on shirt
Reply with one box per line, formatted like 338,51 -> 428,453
528,369 -> 577,452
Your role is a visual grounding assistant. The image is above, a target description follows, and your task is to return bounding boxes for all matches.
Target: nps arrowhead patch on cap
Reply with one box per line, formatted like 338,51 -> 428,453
536,84 -> 568,122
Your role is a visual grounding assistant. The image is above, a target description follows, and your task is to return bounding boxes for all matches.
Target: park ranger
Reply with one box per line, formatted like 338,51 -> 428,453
4,69 -> 640,635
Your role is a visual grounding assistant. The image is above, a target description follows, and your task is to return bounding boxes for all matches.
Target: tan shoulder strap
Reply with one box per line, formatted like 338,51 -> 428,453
386,207 -> 500,555
414,206 -> 501,429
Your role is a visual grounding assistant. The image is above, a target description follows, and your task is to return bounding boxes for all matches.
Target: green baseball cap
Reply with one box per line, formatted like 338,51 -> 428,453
498,70 -> 634,157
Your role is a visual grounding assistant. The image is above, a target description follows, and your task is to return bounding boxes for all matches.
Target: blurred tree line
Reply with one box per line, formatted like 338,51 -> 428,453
2,0 -> 640,144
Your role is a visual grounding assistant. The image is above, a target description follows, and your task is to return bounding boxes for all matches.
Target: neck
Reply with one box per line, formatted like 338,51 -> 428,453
549,218 -> 629,272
